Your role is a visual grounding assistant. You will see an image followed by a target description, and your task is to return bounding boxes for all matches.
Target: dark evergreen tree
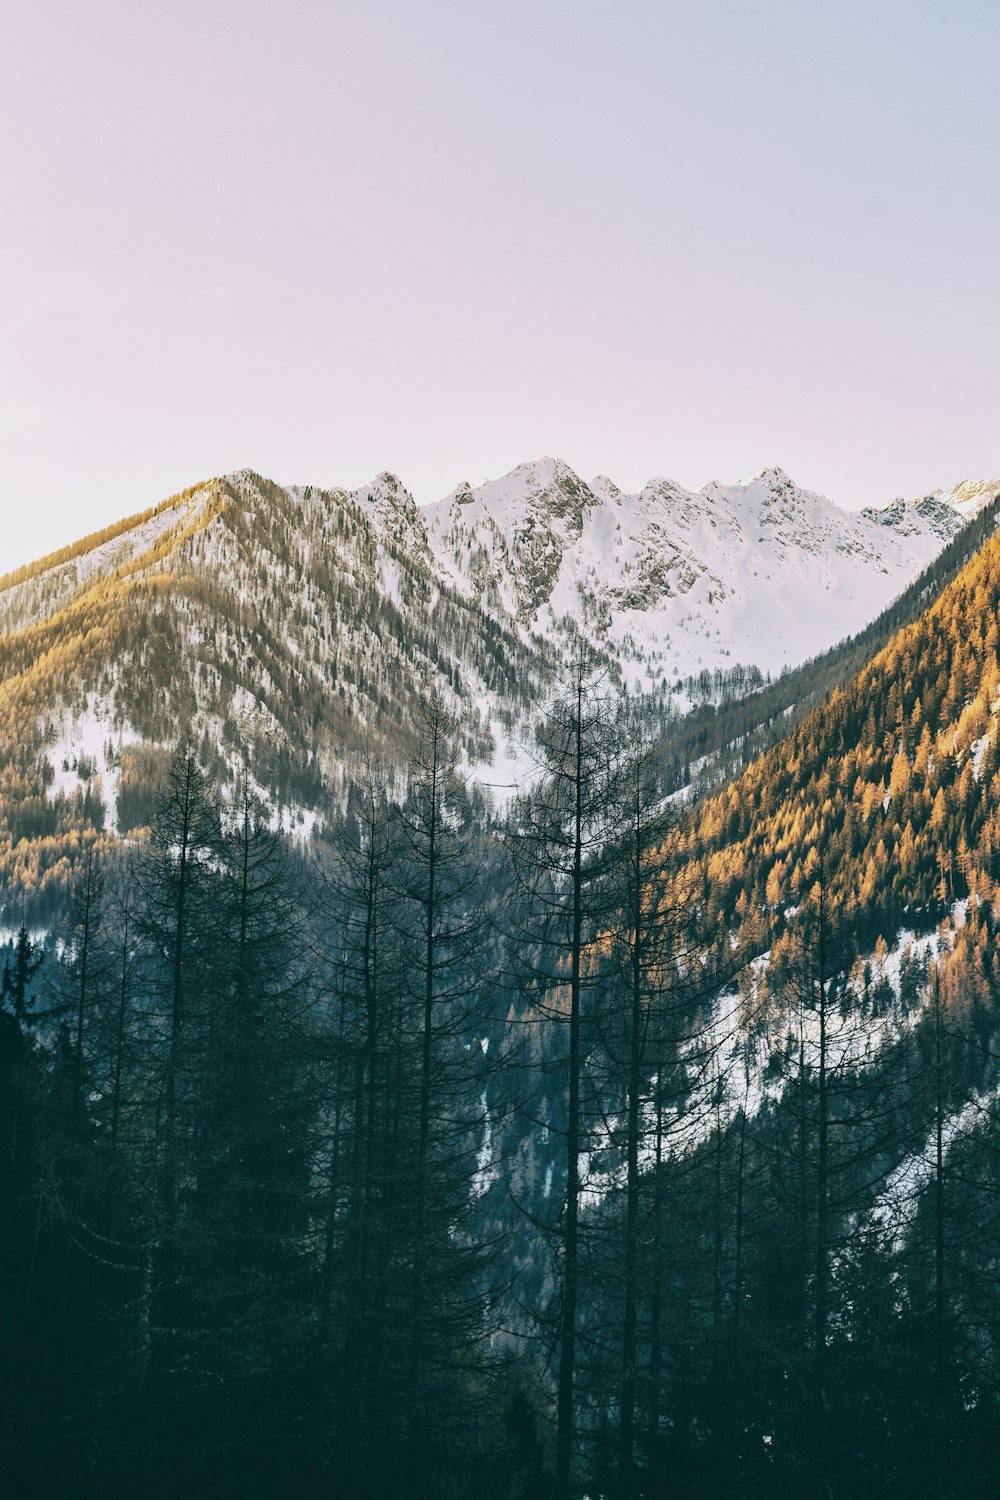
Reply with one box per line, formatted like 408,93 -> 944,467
176,765 -> 317,1494
506,645 -> 624,1500
393,690 -> 500,1492
130,745 -> 221,1473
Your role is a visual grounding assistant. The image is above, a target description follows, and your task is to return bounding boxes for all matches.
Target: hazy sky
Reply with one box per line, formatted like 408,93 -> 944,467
2,0 -> 999,573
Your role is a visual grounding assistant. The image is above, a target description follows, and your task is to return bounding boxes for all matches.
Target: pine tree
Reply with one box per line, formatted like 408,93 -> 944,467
179,764 -> 317,1491
507,644 -> 624,1500
319,757 -> 407,1482
396,692 -> 500,1491
132,746 -> 220,1394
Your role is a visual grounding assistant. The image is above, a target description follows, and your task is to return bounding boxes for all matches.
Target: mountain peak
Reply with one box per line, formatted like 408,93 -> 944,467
373,469 -> 405,490
589,474 -> 623,505
737,465 -> 798,490
510,454 -> 576,483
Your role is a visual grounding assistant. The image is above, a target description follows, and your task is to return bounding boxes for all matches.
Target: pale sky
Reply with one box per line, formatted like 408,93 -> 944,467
2,0 -> 999,575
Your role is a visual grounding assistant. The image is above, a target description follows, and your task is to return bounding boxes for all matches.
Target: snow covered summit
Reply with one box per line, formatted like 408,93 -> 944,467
423,458 -> 985,683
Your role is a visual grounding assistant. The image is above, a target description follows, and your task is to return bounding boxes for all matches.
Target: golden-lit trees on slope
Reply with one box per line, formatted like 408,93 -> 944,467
669,526 -> 1000,957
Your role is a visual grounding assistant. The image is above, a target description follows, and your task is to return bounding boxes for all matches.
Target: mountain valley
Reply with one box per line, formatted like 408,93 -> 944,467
4,456 -> 1000,1498
1,457 -> 996,909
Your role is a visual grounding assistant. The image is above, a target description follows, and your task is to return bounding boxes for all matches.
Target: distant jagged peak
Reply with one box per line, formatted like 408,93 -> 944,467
504,454 -> 583,487
371,469 -> 408,495
481,455 -> 597,519
589,474 -> 623,505
430,456 -> 599,540
347,471 -> 431,560
694,466 -> 830,518
861,494 -> 937,537
696,477 -> 725,501
222,466 -> 262,490
861,476 -> 995,541
735,464 -> 799,491
350,471 -> 424,532
912,476 -> 1000,518
641,475 -> 699,504
354,469 -> 415,505
734,468 -> 839,516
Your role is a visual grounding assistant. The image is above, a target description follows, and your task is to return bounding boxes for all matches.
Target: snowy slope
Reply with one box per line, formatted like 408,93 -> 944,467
0,488 -> 216,635
0,470 -> 554,828
424,459 -> 988,683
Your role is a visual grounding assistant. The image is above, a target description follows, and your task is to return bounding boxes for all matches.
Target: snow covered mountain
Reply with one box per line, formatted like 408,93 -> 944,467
0,470 -> 553,839
0,459 -> 995,859
424,459 -> 992,686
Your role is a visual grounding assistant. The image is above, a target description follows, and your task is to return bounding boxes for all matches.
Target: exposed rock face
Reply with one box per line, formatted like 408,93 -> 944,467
425,458 -> 983,682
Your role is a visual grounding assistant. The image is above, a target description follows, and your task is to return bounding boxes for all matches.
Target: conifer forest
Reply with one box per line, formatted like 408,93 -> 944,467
7,500 -> 1000,1500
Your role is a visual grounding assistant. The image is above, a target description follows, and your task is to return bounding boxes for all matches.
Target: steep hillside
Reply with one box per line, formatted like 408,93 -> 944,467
0,470 -> 553,911
670,509 -> 1000,957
